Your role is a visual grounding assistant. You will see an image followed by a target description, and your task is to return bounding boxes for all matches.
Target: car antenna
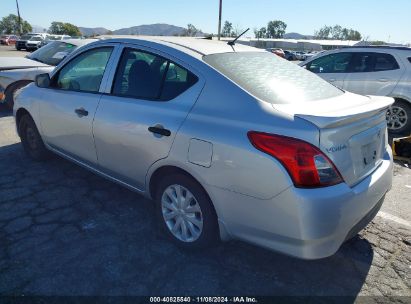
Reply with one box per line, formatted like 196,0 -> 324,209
227,28 -> 250,46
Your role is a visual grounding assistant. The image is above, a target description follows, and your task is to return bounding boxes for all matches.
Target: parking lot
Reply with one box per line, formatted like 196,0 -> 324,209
0,45 -> 411,300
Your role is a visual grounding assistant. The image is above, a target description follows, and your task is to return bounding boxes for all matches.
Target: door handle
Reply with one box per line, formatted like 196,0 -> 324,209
75,108 -> 88,117
148,125 -> 171,137
328,78 -> 337,82
378,78 -> 389,83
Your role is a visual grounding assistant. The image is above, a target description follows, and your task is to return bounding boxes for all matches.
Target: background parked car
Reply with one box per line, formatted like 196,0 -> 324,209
0,39 -> 96,109
300,46 -> 411,134
39,35 -> 72,48
266,48 -> 286,58
284,50 -> 297,61
0,35 -> 18,45
25,35 -> 46,51
15,33 -> 49,50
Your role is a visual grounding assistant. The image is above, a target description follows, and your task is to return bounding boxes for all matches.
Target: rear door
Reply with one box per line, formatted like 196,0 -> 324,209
93,46 -> 205,190
305,52 -> 353,89
343,52 -> 403,96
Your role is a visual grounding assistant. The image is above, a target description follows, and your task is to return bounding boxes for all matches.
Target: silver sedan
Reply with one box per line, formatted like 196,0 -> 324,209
14,38 -> 393,259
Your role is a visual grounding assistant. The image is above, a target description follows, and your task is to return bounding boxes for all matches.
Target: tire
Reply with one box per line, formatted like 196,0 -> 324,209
155,173 -> 219,249
4,81 -> 32,110
18,114 -> 50,161
386,100 -> 411,135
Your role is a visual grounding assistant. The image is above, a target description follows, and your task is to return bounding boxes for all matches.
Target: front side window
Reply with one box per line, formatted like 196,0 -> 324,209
112,48 -> 198,101
306,53 -> 353,73
51,47 -> 113,93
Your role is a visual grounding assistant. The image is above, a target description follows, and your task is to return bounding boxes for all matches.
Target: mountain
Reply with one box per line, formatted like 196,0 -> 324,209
283,32 -> 314,40
79,27 -> 111,37
113,23 -> 186,36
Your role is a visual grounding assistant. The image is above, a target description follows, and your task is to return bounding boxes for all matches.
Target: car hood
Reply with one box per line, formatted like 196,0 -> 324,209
0,57 -> 50,71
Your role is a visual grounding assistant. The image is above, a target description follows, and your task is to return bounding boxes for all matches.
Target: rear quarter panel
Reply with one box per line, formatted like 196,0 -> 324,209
148,67 -> 320,203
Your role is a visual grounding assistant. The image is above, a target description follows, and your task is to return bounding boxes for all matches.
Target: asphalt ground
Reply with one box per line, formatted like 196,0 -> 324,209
0,45 -> 410,301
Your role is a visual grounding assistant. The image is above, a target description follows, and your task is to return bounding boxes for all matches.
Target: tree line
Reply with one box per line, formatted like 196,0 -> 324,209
222,19 -> 362,41
314,25 -> 362,40
0,14 -> 82,36
0,13 -> 363,41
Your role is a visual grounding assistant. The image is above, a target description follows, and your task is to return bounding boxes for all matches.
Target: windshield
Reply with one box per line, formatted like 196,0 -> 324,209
27,41 -> 77,66
203,52 -> 343,104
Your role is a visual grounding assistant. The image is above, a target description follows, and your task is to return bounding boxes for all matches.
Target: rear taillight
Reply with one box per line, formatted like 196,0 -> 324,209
248,131 -> 343,188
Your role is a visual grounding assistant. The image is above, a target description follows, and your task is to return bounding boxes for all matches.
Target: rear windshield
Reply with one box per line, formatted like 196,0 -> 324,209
203,52 -> 343,104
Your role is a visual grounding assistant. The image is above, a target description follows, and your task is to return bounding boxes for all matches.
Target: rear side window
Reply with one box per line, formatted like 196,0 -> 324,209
204,52 -> 343,105
112,48 -> 198,101
349,52 -> 399,73
373,53 -> 399,71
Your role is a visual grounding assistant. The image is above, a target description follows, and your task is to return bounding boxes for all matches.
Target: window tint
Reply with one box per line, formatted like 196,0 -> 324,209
349,52 -> 399,73
373,53 -> 399,71
307,53 -> 353,73
112,48 -> 198,100
349,53 -> 374,72
160,62 -> 198,100
52,47 -> 113,93
204,52 -> 343,105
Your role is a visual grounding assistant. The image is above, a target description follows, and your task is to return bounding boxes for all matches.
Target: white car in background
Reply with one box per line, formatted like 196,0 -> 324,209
25,35 -> 46,51
0,39 -> 96,109
300,46 -> 411,134
40,35 -> 72,48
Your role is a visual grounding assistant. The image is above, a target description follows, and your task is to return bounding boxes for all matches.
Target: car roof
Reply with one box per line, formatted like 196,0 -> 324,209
96,36 -> 265,57
342,46 -> 411,52
62,38 -> 99,46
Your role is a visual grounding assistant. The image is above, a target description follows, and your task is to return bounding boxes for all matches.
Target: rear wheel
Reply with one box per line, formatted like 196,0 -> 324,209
155,174 -> 219,249
386,100 -> 411,134
19,115 -> 50,161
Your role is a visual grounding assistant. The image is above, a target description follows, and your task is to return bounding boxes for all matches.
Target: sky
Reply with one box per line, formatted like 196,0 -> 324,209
2,0 -> 410,43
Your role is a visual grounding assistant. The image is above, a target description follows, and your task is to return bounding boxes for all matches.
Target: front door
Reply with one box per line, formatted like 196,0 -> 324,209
38,46 -> 115,165
305,52 -> 353,89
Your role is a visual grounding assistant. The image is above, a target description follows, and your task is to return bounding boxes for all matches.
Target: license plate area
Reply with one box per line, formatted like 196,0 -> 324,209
361,142 -> 378,170
349,122 -> 386,178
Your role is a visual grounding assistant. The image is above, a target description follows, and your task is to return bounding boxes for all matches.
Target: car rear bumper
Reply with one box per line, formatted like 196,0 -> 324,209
210,148 -> 393,260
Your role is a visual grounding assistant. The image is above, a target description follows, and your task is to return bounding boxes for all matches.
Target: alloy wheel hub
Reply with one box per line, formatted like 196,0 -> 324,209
161,184 -> 203,242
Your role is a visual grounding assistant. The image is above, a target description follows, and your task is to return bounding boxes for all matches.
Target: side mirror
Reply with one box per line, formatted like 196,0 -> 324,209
35,73 -> 50,88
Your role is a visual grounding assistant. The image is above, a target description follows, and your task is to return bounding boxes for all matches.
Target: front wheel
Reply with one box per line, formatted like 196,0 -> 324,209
155,174 -> 219,249
19,115 -> 50,161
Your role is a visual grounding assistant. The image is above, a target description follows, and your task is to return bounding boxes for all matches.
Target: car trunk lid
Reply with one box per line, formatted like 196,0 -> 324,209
273,92 -> 394,187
